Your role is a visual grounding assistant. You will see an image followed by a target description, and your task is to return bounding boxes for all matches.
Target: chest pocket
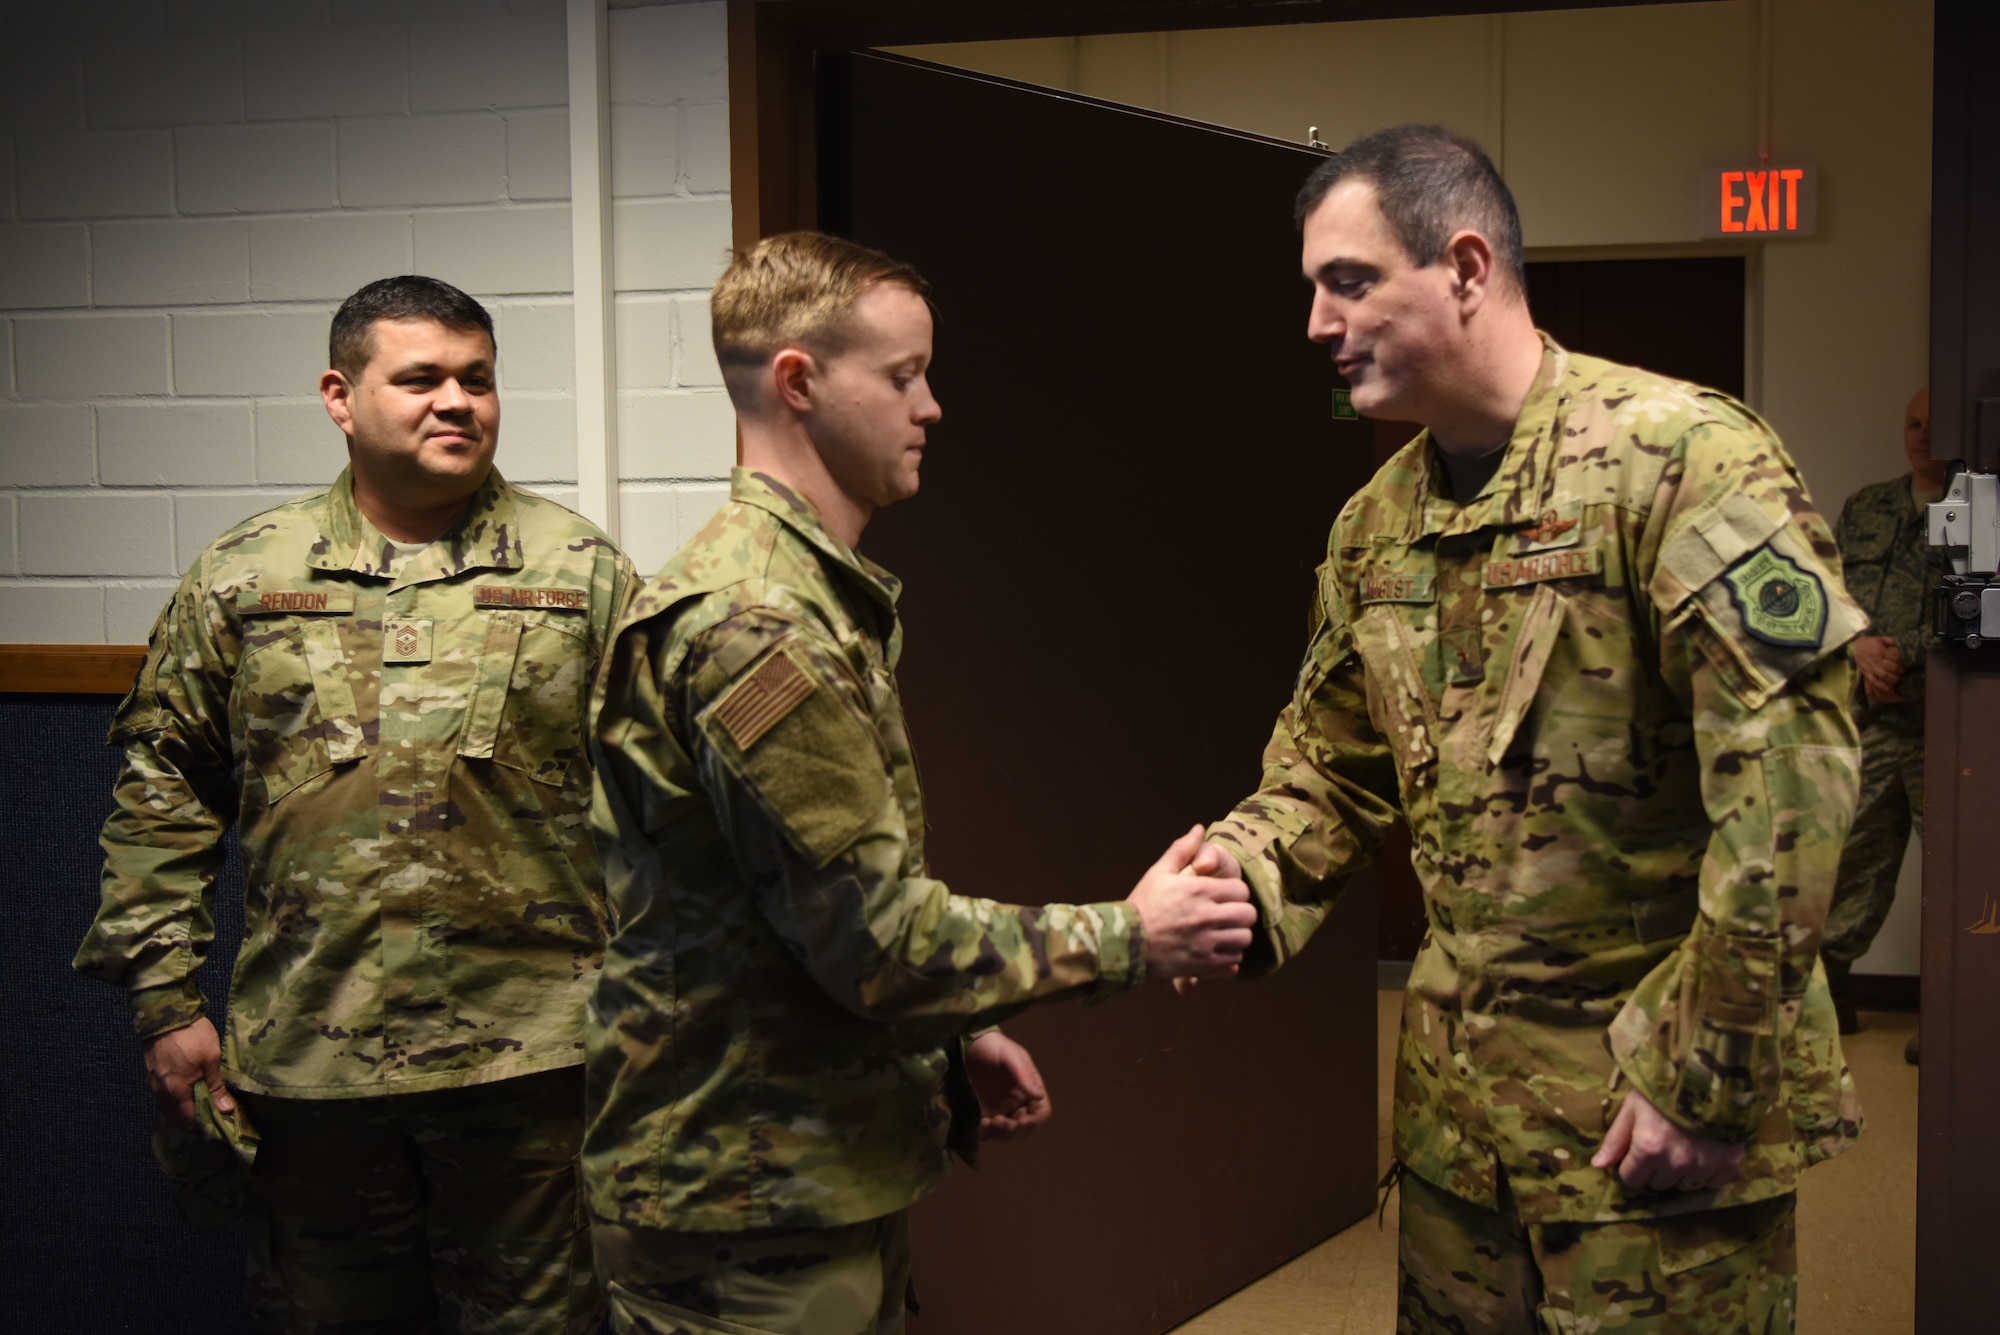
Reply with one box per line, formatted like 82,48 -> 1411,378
1348,606 -> 1440,788
458,611 -> 593,786
1840,525 -> 1897,567
238,618 -> 368,802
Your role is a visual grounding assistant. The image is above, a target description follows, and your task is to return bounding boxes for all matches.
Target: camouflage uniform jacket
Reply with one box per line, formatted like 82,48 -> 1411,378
75,467 -> 636,1098
1835,473 -> 1941,736
1208,338 -> 1866,1224
585,468 -> 1146,1233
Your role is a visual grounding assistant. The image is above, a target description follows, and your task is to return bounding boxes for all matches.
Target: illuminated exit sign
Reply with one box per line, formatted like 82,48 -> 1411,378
1698,164 -> 1818,238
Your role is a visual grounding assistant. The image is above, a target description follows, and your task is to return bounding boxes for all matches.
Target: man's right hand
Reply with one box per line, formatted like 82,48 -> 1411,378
1128,826 -> 1256,979
1853,634 -> 1905,704
143,1017 -> 233,1132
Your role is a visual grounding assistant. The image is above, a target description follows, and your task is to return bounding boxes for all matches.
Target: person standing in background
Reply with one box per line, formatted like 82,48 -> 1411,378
75,276 -> 635,1332
1823,387 -> 1941,1062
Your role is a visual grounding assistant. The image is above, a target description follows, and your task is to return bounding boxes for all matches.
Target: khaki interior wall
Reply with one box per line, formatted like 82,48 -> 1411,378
892,0 -> 1933,976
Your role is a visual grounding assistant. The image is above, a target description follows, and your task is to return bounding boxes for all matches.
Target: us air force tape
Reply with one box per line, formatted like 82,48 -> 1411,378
1722,547 -> 1827,648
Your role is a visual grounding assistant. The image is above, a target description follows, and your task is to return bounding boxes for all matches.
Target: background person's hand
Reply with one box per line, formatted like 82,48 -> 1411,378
1174,842 -> 1247,996
965,1029 -> 1052,1142
1128,826 -> 1256,980
1852,635 -> 1906,704
143,1017 -> 233,1132
1591,1089 -> 1745,1192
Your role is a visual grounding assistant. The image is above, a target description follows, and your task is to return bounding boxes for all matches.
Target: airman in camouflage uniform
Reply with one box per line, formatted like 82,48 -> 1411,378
1822,388 -> 1941,1045
75,276 -> 634,1333
1197,127 -> 1863,1333
586,233 -> 1256,1335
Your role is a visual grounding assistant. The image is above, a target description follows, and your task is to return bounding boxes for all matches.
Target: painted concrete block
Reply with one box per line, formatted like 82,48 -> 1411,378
506,109 -> 570,201
17,130 -> 174,219
610,103 -> 677,199
106,580 -> 179,643
175,490 -> 299,570
168,0 -> 335,35
0,583 -> 108,644
673,294 -> 723,387
16,315 -> 172,398
611,198 -> 731,292
178,123 -> 338,214
1,43 -> 85,133
408,12 -> 568,111
20,492 -> 176,577
497,394 -> 577,484
0,137 -> 15,221
517,483 -> 579,517
99,401 -> 257,486
0,322 -> 13,398
0,404 -> 96,487
86,35 -> 244,127
251,213 -> 412,301
93,220 -> 251,306
608,3 -> 727,104
174,309 -> 330,397
614,297 -> 674,389
413,205 -> 572,296
335,0 -> 511,21
496,301 -> 574,392
616,483 -> 677,577
255,399 -> 346,486
616,390 -> 735,479
683,102 -> 730,193
12,1 -> 171,42
245,25 -> 406,119
0,225 -> 89,310
340,114 -> 507,207
0,499 -> 15,576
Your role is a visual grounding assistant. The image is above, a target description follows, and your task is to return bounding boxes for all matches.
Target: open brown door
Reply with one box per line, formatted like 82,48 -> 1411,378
820,51 -> 1380,1334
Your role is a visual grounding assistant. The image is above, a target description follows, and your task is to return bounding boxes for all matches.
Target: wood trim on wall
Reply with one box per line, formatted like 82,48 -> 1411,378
0,646 -> 145,695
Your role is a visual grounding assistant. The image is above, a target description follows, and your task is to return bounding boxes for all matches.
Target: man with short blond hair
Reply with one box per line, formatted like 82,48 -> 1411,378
78,275 -> 633,1332
585,232 -> 1256,1333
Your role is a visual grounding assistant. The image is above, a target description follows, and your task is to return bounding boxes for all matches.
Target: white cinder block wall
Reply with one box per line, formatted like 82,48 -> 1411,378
0,0 -> 733,644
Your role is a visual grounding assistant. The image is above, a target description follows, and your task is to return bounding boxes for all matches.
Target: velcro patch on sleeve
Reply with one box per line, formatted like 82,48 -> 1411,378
1721,547 -> 1827,648
712,647 -> 816,751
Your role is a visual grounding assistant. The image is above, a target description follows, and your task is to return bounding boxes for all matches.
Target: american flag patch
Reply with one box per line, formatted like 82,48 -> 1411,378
714,649 -> 815,750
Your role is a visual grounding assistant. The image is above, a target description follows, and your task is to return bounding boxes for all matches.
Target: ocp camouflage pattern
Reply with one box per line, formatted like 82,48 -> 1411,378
585,467 -> 1145,1233
1835,473 -> 1943,731
74,467 -> 635,1097
1207,338 -> 1866,1224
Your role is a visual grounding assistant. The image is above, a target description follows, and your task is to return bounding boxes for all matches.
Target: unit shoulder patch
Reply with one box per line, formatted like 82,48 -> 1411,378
713,647 -> 817,751
1722,546 -> 1827,648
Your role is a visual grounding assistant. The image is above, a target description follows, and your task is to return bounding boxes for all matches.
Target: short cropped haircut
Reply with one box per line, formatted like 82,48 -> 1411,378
1295,125 -> 1524,291
711,232 -> 930,408
329,275 -> 496,380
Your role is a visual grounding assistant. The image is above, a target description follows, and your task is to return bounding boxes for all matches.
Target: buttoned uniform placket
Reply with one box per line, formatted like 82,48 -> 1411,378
1404,366 -> 1575,1122
302,480 -> 528,1074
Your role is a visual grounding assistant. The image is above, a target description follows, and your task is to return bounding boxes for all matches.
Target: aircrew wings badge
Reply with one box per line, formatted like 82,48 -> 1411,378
714,648 -> 816,750
1723,547 -> 1827,648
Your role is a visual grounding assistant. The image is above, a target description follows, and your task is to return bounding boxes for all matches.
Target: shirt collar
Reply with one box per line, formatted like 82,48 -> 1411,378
307,465 -> 523,582
730,466 -> 902,615
1414,333 -> 1571,540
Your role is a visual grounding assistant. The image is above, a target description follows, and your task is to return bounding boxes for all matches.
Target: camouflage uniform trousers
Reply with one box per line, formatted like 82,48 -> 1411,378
1397,1168 -> 1797,1334
238,1067 -> 597,1335
591,1209 -> 913,1335
1822,718 -> 1925,967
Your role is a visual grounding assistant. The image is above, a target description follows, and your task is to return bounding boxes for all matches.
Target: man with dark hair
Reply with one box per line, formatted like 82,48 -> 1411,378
585,232 -> 1257,1333
1193,125 -> 1865,1332
77,274 -> 634,1331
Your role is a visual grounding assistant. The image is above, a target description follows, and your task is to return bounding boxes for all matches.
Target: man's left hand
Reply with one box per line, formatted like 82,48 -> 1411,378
1592,1089 -> 1745,1192
965,1030 -> 1053,1143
